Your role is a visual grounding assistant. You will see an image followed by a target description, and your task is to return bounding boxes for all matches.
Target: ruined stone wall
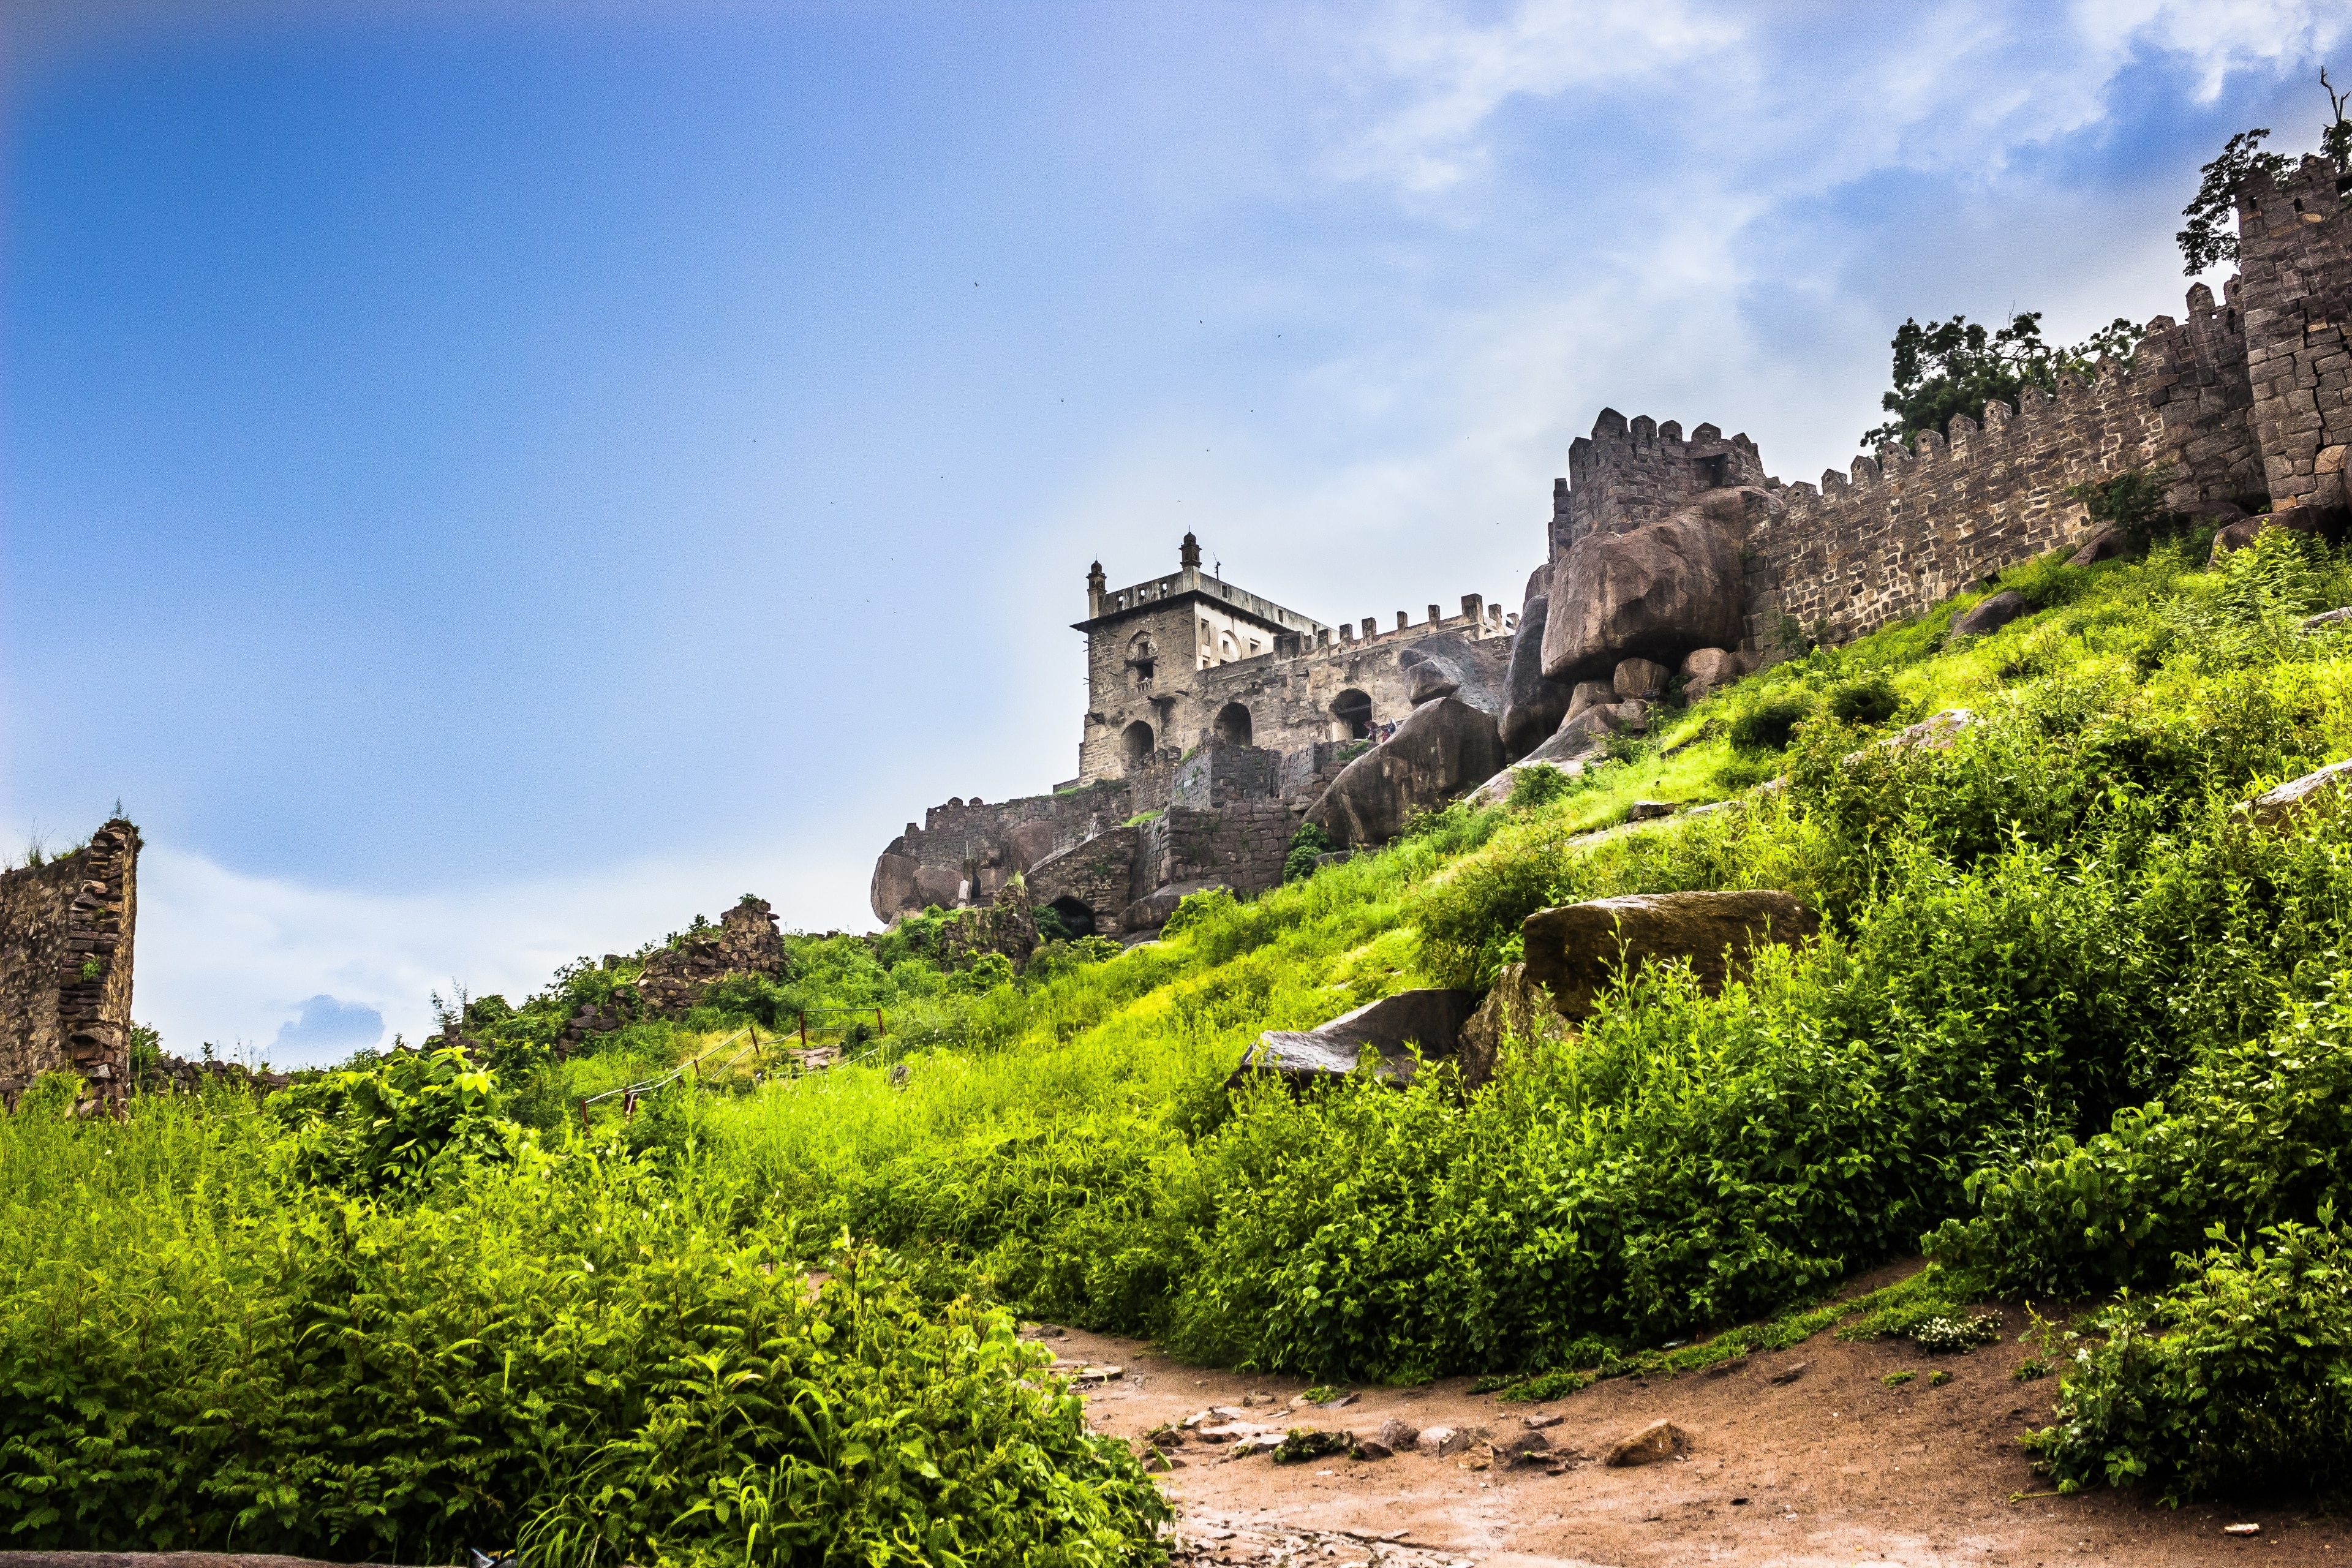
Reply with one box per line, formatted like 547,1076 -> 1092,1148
1139,799 -> 1300,902
872,778 -> 1138,921
634,897 -> 791,1017
0,819 -> 139,1105
1744,360 -> 2172,644
1028,826 -> 1142,934
2238,156 -> 2352,518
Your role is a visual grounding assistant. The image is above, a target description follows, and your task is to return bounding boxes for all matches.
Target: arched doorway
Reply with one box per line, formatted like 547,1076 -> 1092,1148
1121,719 -> 1155,769
1213,701 -> 1253,747
1331,689 -> 1373,741
1046,895 -> 1096,938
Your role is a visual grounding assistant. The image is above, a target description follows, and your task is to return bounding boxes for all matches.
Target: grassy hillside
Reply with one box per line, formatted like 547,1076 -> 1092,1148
9,525 -> 2352,1551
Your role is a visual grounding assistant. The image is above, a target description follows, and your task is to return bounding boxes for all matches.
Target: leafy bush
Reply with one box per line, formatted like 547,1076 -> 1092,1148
1507,762 -> 1582,811
1728,691 -> 1812,751
268,1044 -> 506,1195
1827,673 -> 1901,727
0,1104 -> 1169,1564
2025,1216 -> 2352,1504
1283,822 -> 1333,883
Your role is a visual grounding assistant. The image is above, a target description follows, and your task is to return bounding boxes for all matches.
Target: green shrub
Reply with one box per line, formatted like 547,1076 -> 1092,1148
0,1107 -> 1169,1564
1728,692 -> 1812,752
1507,763 -> 1581,811
1826,672 -> 1901,727
268,1044 -> 506,1195
2024,1215 -> 2352,1504
1284,822 -> 1334,883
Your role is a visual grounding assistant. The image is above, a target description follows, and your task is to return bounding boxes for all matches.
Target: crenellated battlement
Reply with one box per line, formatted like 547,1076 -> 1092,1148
1555,408 -> 1768,556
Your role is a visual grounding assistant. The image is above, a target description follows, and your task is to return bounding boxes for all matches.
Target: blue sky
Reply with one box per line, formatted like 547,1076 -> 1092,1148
4,0 -> 2346,1063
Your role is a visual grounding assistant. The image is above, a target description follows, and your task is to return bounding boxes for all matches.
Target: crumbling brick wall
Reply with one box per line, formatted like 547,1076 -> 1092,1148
0,818 -> 138,1107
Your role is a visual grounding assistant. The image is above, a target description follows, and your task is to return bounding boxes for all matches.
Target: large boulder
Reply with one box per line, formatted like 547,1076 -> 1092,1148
1614,657 -> 1670,701
1397,632 -> 1504,717
1950,589 -> 2028,638
1679,646 -> 1748,703
1500,588 -> 1575,759
1563,679 -> 1616,722
1455,963 -> 1572,1089
1306,696 -> 1504,848
1542,513 -> 1747,684
1521,891 -> 1819,1019
1403,661 -> 1459,705
1229,988 -> 1481,1091
870,853 -> 919,923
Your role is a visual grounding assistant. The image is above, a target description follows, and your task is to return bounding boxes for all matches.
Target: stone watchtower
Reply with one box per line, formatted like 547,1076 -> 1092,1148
1072,532 -> 1329,783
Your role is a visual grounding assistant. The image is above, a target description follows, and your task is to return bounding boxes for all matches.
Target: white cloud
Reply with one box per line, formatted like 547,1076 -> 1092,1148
134,835 -> 876,1068
1322,0 -> 1728,192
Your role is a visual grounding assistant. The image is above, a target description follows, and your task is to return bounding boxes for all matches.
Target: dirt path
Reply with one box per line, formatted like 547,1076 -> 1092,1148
1038,1309 -> 2347,1566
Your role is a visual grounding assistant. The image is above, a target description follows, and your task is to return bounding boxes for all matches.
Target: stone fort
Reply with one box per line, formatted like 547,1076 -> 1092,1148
870,153 -> 2352,941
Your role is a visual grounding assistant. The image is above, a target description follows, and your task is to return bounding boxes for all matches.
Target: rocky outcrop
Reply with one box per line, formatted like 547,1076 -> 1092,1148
1305,696 -> 1504,848
1229,988 -> 1480,1091
1542,506 -> 1751,684
1456,963 -> 1571,1088
1501,589 -> 1576,760
1520,890 -> 1819,1020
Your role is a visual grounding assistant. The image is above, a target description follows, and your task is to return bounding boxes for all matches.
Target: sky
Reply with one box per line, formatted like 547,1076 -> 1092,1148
3,0 -> 2347,1065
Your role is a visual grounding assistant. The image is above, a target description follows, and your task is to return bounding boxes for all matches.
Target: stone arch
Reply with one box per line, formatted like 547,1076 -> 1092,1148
1045,895 -> 1097,938
1331,688 -> 1374,741
1121,719 -> 1155,769
1213,701 -> 1253,747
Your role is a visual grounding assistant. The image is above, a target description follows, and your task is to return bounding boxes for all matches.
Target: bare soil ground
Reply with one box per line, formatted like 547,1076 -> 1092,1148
1039,1306 -> 2349,1567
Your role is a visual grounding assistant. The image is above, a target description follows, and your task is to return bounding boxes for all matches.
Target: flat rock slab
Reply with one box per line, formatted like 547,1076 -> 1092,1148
2241,758 -> 2352,829
1230,987 -> 1479,1091
1521,891 -> 1819,1020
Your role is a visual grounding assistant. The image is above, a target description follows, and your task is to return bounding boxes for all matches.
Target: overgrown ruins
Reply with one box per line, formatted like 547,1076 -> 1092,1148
872,154 -> 2352,946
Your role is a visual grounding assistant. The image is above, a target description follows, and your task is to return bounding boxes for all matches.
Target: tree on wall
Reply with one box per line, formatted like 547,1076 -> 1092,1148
1859,312 -> 2144,451
2176,67 -> 2352,277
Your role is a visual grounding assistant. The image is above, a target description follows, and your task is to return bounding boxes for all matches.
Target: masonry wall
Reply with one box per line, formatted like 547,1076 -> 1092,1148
1078,601 -> 1513,789
2237,156 -> 2352,517
0,819 -> 139,1106
1139,799 -> 1300,902
1555,415 -> 1768,558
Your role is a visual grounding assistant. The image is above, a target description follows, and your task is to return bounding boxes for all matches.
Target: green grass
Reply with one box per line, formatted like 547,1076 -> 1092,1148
17,526 -> 2352,1534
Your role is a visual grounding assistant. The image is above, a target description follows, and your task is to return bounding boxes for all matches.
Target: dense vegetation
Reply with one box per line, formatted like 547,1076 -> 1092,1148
12,521 -> 2352,1545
